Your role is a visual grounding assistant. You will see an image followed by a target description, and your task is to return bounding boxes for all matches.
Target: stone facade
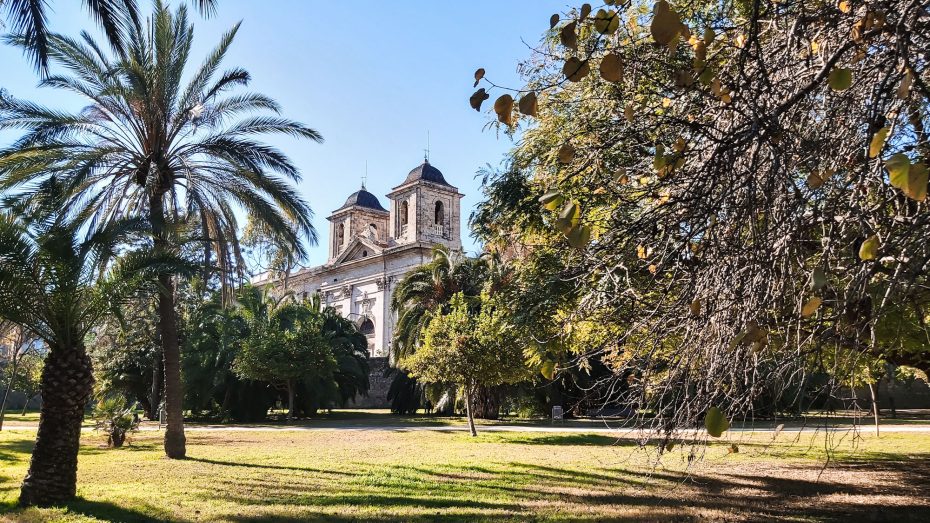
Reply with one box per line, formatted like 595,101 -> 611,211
253,160 -> 463,406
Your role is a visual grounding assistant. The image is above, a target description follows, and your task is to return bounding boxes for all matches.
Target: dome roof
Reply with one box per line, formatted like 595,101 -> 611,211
336,187 -> 387,212
403,160 -> 451,186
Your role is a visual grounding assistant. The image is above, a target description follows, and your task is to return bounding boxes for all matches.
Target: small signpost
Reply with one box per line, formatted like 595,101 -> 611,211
551,405 -> 564,424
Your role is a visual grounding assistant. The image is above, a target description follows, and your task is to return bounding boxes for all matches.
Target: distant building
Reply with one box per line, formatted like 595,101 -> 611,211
253,160 -> 463,406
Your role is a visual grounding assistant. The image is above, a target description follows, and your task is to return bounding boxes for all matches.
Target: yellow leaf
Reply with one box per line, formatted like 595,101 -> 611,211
594,9 -> 620,35
838,0 -> 850,13
650,1 -> 682,45
473,68 -> 485,88
859,235 -> 880,260
624,103 -> 635,122
557,144 -> 575,164
903,162 -> 928,202
828,67 -> 852,91
600,53 -> 623,82
560,21 -> 578,50
637,244 -> 648,259
886,153 -> 911,190
493,94 -> 514,126
518,92 -> 538,117
469,88 -> 490,111
648,264 -> 658,274
580,3 -> 592,21
705,407 -> 729,438
662,97 -> 672,108
563,57 -> 590,82
566,224 -> 591,248
801,296 -> 822,317
811,40 -> 820,53
689,298 -> 701,316
540,360 -> 556,380
897,70 -> 914,99
806,171 -> 824,189
539,190 -> 564,211
869,127 -> 890,158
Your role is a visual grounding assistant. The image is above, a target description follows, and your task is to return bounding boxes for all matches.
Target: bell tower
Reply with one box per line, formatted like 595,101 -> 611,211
387,159 -> 462,249
326,185 -> 389,262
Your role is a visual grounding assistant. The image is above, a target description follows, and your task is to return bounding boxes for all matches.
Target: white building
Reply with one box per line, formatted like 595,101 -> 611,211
254,160 -> 463,405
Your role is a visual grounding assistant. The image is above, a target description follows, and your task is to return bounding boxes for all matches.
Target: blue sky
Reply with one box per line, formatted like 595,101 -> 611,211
0,1 -> 567,267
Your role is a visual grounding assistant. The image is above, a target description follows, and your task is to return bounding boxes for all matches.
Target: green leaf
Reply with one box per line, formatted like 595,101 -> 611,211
554,201 -> 580,233
705,406 -> 729,438
859,234 -> 880,261
904,162 -> 928,202
828,67 -> 852,91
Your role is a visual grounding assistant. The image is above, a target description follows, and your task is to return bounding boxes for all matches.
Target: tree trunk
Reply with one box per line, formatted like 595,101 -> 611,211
868,381 -> 880,437
151,193 -> 185,459
0,352 -> 20,431
158,272 -> 186,459
148,343 -> 162,421
471,385 -> 501,420
19,345 -> 93,507
286,380 -> 295,420
463,386 -> 477,437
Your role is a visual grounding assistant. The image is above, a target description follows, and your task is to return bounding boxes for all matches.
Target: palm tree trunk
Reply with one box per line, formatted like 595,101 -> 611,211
158,272 -> 186,458
151,193 -> 186,459
463,386 -> 477,437
19,345 -> 93,506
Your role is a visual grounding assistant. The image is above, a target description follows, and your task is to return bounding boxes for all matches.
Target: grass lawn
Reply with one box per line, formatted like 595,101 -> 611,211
0,423 -> 928,522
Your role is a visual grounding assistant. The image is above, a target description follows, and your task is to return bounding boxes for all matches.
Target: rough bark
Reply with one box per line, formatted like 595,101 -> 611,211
19,345 -> 93,507
158,272 -> 186,458
151,193 -> 186,459
471,384 -> 501,420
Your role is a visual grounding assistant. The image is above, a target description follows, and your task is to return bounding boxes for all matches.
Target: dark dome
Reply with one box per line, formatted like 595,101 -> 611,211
403,160 -> 451,186
336,187 -> 387,212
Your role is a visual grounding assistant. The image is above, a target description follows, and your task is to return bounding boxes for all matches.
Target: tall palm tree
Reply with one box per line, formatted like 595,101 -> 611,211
0,209 -> 160,506
391,245 -> 487,360
0,2 -> 320,458
0,0 -> 216,75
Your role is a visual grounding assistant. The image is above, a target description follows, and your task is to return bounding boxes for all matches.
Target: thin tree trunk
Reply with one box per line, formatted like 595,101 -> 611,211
19,345 -> 93,506
287,380 -> 295,420
464,386 -> 477,437
22,399 -> 32,416
868,381 -> 880,437
158,272 -> 186,458
149,343 -> 162,421
0,352 -> 20,431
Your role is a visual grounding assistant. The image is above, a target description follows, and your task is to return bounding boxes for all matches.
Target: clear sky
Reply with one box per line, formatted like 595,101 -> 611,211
0,0 -> 567,267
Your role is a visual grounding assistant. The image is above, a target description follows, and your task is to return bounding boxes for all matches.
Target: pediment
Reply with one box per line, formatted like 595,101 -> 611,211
332,237 -> 384,265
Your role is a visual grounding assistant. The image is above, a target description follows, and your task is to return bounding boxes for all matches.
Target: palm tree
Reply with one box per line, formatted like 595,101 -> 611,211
0,209 -> 158,506
0,2 -> 320,458
0,0 -> 216,74
390,245 -> 487,360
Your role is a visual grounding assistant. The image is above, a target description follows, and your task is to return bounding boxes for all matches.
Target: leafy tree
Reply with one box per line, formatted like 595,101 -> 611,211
11,347 -> 44,416
0,210 -> 159,505
233,287 -> 336,418
0,322 -> 40,429
402,292 -> 528,436
89,297 -> 160,419
0,1 -> 320,458
470,0 -> 930,440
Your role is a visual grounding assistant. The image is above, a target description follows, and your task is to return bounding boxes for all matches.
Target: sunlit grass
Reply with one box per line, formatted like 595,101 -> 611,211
0,421 -> 928,522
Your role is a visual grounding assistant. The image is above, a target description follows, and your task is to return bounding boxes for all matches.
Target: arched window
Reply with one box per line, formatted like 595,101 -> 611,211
400,201 -> 409,226
337,223 -> 345,244
359,318 -> 375,336
368,223 -> 378,240
434,201 -> 444,225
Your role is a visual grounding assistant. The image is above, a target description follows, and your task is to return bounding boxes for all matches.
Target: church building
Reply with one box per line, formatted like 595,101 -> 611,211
253,159 -> 463,405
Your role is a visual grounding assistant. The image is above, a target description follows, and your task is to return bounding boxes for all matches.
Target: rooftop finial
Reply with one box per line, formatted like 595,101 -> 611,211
362,160 -> 368,189
424,130 -> 430,163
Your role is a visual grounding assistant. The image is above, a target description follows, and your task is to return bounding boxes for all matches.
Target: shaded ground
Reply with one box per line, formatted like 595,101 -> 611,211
0,423 -> 928,522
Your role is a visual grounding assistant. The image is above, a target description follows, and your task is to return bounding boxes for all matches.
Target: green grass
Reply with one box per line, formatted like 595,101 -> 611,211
1,423 -> 929,522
